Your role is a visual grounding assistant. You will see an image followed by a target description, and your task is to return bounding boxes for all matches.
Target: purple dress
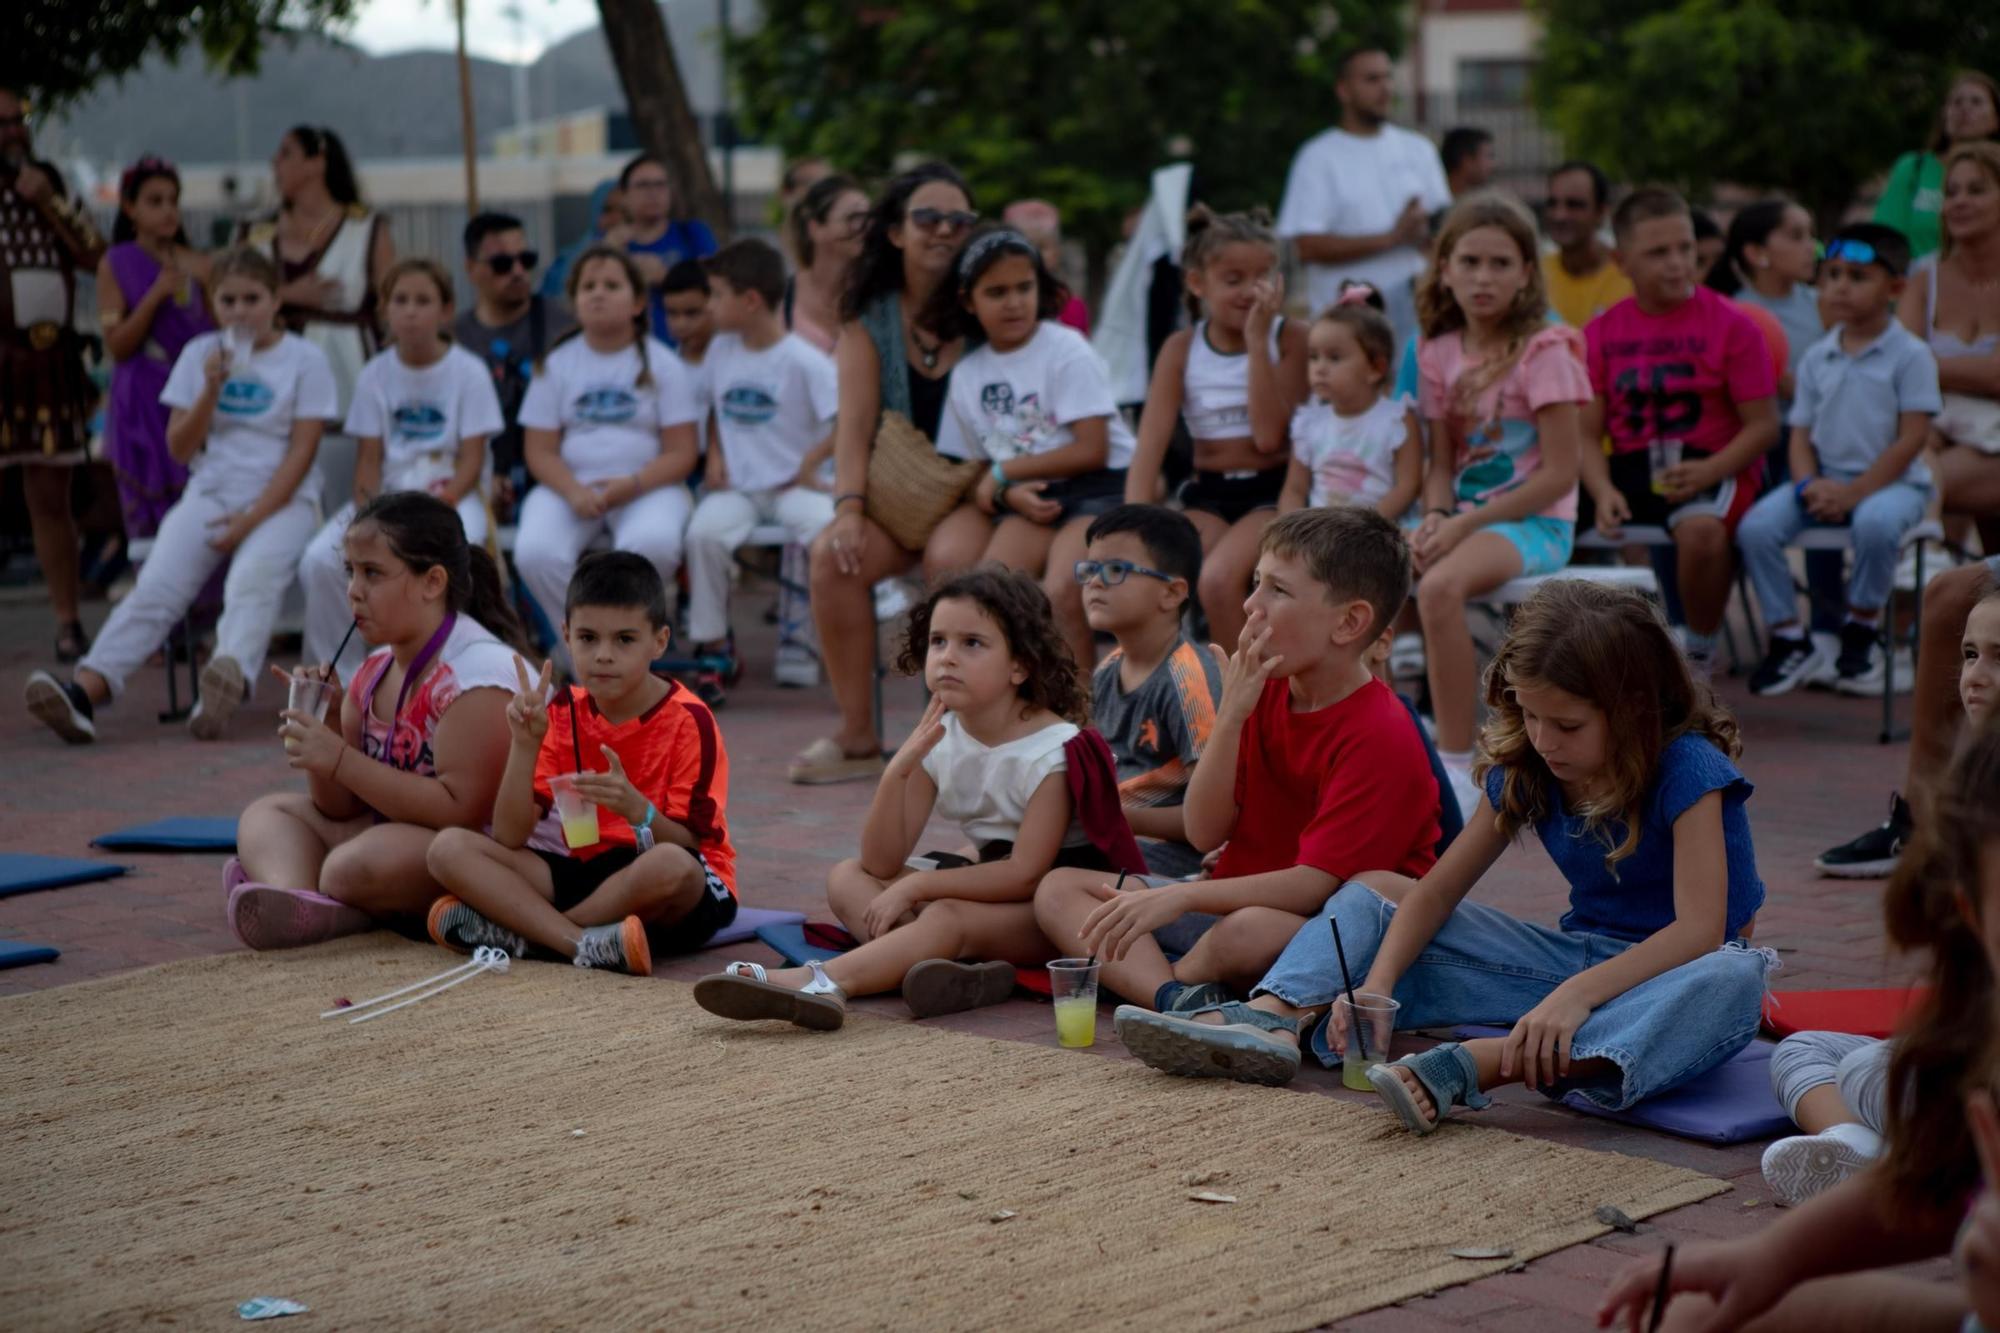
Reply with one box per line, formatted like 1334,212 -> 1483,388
106,243 -> 213,537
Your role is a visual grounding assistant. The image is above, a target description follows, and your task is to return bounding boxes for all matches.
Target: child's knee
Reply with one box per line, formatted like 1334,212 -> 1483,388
1675,519 -> 1728,559
1415,573 -> 1465,621
826,857 -> 876,907
636,844 -> 706,905
425,826 -> 489,881
319,840 -> 376,905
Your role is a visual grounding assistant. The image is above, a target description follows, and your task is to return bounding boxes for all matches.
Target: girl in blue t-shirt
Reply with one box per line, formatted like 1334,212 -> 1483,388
1114,579 -> 1773,1124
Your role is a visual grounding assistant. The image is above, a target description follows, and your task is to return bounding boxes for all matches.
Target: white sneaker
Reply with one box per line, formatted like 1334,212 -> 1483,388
873,578 -> 913,623
773,642 -> 820,688
1389,633 -> 1426,681
1444,766 -> 1483,826
1803,632 -> 1841,688
1761,1122 -> 1883,1206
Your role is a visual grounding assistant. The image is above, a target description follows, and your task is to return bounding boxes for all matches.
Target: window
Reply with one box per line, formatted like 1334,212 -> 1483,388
1458,58 -> 1535,108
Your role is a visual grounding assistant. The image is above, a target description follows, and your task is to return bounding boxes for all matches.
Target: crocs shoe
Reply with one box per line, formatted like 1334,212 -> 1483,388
189,654 -> 246,741
573,916 -> 652,976
223,858 -> 249,895
1113,1002 -> 1303,1086
902,958 -> 1016,1018
227,883 -> 372,950
426,895 -> 528,958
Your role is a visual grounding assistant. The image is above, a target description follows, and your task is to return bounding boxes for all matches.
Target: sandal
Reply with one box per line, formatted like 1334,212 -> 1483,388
902,959 -> 1016,1018
786,737 -> 885,786
1365,1041 -> 1491,1136
694,960 -> 847,1030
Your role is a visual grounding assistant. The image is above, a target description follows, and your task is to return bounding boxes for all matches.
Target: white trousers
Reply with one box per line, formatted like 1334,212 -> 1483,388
683,485 -> 836,643
300,493 -> 489,673
80,478 -> 319,699
514,482 -> 692,631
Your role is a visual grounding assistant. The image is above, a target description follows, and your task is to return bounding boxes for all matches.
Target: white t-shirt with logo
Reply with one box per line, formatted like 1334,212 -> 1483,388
701,331 -> 837,493
344,344 -> 505,493
160,330 -> 339,507
1276,125 -> 1452,315
1290,394 -> 1413,509
936,321 -> 1135,469
517,335 -> 699,485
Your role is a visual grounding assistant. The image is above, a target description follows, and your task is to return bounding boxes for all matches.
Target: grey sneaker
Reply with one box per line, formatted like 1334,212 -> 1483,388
426,895 -> 528,957
189,654 -> 246,740
1114,1002 -> 1303,1086
573,917 -> 653,976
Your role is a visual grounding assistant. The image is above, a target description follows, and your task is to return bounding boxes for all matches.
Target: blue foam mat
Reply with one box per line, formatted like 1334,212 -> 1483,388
709,906 -> 806,948
0,854 -> 128,899
1454,1025 -> 1788,1144
754,920 -> 850,965
0,941 -> 60,969
92,816 -> 238,852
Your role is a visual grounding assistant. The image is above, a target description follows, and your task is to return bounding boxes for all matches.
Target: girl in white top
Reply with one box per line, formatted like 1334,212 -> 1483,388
1127,208 -> 1308,647
27,248 -> 338,746
1278,293 -> 1423,518
695,568 -> 1098,1030
515,245 -> 700,631
299,259 -> 505,675
928,227 -> 1139,671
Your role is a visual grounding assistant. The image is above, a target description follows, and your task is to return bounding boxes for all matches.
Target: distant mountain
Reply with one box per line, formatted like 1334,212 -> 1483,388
40,0 -> 756,166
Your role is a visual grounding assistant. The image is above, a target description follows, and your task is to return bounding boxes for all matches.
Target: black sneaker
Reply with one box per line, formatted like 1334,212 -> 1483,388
23,670 -> 96,743
1833,622 -> 1884,695
1815,792 -> 1912,879
1749,635 -> 1823,697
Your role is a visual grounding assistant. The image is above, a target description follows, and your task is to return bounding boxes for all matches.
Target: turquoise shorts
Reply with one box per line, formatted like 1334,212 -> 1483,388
1487,515 -> 1574,577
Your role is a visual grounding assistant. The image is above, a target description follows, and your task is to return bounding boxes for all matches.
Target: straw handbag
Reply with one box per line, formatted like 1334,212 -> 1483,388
864,410 -> 982,551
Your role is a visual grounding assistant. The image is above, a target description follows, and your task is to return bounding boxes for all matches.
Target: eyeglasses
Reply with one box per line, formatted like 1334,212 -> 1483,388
1074,558 -> 1175,588
908,207 -> 979,234
485,250 -> 539,275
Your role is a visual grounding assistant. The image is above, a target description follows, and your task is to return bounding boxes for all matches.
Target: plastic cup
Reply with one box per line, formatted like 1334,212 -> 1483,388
1648,438 -> 1684,495
1046,957 -> 1102,1049
283,671 -> 335,755
1337,991 -> 1401,1092
224,323 -> 256,367
548,772 -> 600,850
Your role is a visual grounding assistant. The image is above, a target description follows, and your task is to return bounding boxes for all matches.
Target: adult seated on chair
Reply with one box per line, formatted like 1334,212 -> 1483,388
789,162 -> 988,786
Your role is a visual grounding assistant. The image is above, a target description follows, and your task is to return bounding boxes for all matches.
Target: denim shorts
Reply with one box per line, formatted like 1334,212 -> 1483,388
1486,515 -> 1575,577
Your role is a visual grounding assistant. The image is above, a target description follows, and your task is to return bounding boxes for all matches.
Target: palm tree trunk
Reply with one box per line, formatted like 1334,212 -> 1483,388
593,0 -> 728,235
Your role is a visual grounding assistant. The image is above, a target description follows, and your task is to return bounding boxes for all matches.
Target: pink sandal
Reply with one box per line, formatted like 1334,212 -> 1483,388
226,872 -> 373,951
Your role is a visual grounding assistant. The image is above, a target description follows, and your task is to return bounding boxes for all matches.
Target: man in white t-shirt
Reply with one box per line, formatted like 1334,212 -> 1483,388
1275,47 -> 1451,356
683,239 -> 838,681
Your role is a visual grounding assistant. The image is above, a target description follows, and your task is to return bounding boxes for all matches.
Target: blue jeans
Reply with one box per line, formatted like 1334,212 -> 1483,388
1737,477 -> 1930,627
1252,881 -> 1772,1110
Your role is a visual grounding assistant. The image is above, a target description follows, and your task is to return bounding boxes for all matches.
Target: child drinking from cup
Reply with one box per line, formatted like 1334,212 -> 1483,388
1276,290 -> 1422,518
228,492 -> 524,947
299,258 -> 504,676
693,567 -> 1103,1028
424,552 -> 739,975
26,247 -> 335,744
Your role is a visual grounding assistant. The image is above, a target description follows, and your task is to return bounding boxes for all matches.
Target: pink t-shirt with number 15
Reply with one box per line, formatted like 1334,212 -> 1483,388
1586,285 -> 1777,459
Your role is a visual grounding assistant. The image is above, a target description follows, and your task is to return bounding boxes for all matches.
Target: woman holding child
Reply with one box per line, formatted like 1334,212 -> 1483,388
789,162 -> 988,786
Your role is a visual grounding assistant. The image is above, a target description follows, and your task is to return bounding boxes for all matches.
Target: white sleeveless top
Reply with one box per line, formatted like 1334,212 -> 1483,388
1181,318 -> 1285,441
250,208 -> 377,415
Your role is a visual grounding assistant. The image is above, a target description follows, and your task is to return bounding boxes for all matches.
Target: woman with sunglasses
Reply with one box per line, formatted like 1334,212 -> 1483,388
789,162 -> 988,786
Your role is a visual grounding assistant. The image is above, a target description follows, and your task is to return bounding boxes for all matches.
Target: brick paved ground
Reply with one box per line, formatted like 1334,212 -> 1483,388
0,578 -> 1948,1327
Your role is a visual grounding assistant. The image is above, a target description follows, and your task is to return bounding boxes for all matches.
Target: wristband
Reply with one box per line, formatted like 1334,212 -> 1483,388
634,802 -> 657,853
833,491 -> 865,510
1793,479 -> 1814,502
1425,506 -> 1453,518
990,460 -> 1012,491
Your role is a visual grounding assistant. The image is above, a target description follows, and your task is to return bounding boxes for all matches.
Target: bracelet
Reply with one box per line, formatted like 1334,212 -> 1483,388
990,460 -> 1012,491
1425,506 -> 1453,518
833,491 -> 865,510
1793,479 -> 1814,501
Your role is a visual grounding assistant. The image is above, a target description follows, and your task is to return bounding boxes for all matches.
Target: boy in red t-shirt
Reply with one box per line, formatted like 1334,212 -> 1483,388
425,552 -> 738,975
1581,187 -> 1780,670
1034,506 -> 1440,1016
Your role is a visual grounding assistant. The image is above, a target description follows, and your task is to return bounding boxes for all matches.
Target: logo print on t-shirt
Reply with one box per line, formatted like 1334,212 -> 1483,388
574,387 -> 639,424
392,401 -> 449,441
720,383 -> 779,426
217,377 -> 276,417
980,382 -> 1016,417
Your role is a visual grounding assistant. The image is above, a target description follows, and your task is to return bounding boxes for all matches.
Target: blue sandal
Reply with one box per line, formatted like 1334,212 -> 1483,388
1365,1042 -> 1491,1135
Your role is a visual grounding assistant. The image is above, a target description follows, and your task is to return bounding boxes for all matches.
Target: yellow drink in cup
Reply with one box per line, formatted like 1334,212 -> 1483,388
1338,991 -> 1401,1092
1046,958 -> 1102,1049
1648,438 -> 1684,496
548,773 -> 600,850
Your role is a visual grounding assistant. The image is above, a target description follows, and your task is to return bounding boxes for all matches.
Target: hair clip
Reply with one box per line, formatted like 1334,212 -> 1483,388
958,227 -> 1036,278
1336,284 -> 1379,307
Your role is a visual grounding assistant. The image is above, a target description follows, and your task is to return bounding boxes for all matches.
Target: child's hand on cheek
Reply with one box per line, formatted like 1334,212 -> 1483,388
1219,615 -> 1281,725
889,696 -> 949,780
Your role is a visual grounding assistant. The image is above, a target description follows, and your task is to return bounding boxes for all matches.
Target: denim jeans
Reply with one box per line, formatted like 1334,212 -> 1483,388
1737,476 -> 1930,627
1252,881 -> 1772,1110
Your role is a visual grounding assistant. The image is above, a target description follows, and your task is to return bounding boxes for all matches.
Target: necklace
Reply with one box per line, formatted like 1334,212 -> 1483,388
908,322 -> 940,371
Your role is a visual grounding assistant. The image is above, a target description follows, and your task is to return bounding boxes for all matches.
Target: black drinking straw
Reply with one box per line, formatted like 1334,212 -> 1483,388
1329,915 -> 1367,1060
328,619 -> 359,674
1647,1244 -> 1675,1333
569,690 -> 584,773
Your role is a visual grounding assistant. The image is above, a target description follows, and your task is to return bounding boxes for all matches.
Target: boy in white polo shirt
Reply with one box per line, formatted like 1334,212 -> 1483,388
682,239 -> 838,673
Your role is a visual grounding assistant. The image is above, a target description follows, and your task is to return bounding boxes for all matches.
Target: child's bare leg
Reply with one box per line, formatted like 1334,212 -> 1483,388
563,844 -> 707,932
426,827 -> 576,955
1172,906 -> 1308,992
1791,1084 -> 1861,1135
1200,510 -> 1276,648
826,857 -> 916,942
320,824 -> 449,917
983,515 -> 1057,574
1033,866 -> 1175,1006
1041,514 -> 1097,675
237,790 -> 368,890
803,900 -> 1048,997
1672,515 -> 1734,637
1416,533 -> 1521,753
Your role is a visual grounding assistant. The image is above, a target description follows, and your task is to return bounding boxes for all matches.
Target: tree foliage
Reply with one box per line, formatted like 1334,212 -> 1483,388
1534,0 -> 2000,221
4,0 -> 361,110
731,1 -> 1408,276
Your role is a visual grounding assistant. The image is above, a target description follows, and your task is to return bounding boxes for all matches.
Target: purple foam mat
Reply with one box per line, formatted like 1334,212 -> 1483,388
709,905 -> 807,948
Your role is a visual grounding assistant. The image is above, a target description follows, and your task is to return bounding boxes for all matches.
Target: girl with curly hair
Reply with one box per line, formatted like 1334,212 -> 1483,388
694,566 -> 1103,1029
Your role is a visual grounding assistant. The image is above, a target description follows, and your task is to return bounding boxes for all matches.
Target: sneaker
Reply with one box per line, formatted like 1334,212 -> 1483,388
1815,792 -> 1912,879
1832,622 -> 1884,695
1748,635 -> 1824,697
1443,766 -> 1482,827
1388,633 -> 1426,681
1113,1003 -> 1303,1086
426,895 -> 528,957
1803,631 -> 1841,688
573,916 -> 652,976
773,642 -> 821,689
24,670 -> 96,743
1761,1123 -> 1883,1206
189,654 -> 246,740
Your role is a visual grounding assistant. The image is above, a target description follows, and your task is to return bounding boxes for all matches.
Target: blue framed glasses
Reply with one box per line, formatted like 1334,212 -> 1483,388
1074,558 -> 1175,587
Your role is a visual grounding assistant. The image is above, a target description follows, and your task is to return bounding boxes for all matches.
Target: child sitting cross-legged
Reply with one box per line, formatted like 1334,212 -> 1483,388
424,552 -> 740,975
693,567 -> 1116,1029
1118,580 -> 1773,1115
1038,505 -> 1443,1021
1739,222 -> 1942,697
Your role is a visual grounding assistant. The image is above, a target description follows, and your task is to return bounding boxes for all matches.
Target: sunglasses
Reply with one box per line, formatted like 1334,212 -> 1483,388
1074,558 -> 1175,588
1822,238 -> 1889,270
908,207 -> 979,234
485,250 -> 539,275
